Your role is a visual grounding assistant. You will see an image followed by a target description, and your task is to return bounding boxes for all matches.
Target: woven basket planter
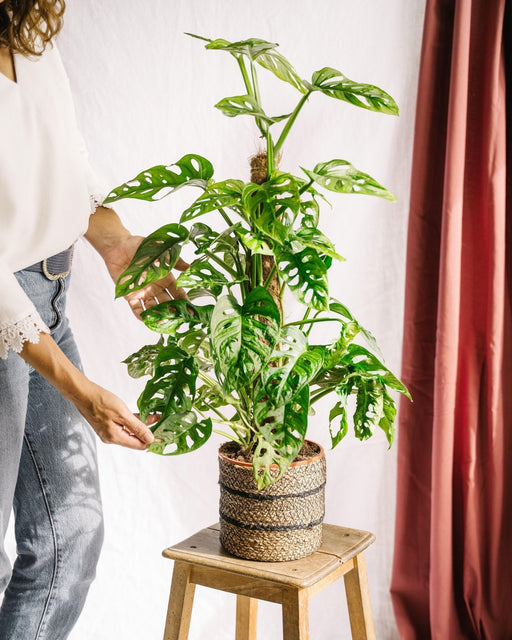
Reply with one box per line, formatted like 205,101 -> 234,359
218,441 -> 326,562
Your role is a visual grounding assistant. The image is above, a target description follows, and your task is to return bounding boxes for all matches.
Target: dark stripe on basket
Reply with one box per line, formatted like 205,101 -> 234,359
220,513 -> 324,532
219,481 -> 326,502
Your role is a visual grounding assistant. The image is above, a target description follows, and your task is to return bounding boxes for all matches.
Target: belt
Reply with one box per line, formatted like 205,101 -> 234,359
25,245 -> 74,280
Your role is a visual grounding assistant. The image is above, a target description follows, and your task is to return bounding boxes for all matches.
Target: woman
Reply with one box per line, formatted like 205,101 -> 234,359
0,1 -> 185,637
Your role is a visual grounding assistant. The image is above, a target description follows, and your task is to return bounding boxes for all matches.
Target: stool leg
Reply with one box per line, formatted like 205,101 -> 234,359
343,552 -> 376,640
282,588 -> 309,640
236,595 -> 258,640
163,561 -> 196,640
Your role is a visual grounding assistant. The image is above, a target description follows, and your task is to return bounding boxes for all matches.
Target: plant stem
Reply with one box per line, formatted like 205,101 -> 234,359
284,317 -> 343,328
237,56 -> 253,96
310,387 -> 335,405
266,130 -> 275,178
217,206 -> 235,228
203,249 -> 239,278
213,428 -> 243,443
263,263 -> 277,289
299,179 -> 314,195
274,91 -> 312,156
249,58 -> 267,137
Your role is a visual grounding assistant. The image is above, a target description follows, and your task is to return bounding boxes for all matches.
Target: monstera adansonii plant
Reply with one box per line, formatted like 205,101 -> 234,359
104,34 -> 410,488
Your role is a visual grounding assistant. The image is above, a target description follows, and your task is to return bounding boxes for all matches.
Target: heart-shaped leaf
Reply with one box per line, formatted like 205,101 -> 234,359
115,224 -> 189,297
310,67 -> 399,115
291,226 -> 344,261
302,160 -> 396,201
104,154 -> 214,203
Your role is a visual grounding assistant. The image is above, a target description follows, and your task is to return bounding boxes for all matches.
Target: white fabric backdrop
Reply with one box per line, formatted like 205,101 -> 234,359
37,1 -> 423,637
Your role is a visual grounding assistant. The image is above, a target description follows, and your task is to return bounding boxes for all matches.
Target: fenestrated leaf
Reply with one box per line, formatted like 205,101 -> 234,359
235,227 -> 274,255
309,67 -> 399,115
329,300 -> 382,357
137,344 -> 198,422
203,36 -> 277,58
148,412 -> 212,456
210,287 -> 281,392
115,224 -> 189,298
346,343 -> 411,398
252,386 -> 309,488
104,154 -> 214,203
181,180 -> 245,222
123,339 -> 164,379
379,387 -> 397,447
290,226 -> 344,261
255,49 -> 307,93
140,299 -> 213,336
262,326 -> 324,407
177,328 -> 212,368
302,160 -> 396,201
176,259 -> 240,293
243,173 -> 301,243
329,400 -> 348,447
353,377 -> 385,440
275,244 -> 329,310
215,95 -> 290,125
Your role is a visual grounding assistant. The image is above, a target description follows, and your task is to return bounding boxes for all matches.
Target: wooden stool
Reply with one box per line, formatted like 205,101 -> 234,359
162,522 -> 376,640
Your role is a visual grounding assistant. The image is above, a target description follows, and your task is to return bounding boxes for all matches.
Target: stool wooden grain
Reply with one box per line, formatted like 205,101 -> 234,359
162,523 -> 376,640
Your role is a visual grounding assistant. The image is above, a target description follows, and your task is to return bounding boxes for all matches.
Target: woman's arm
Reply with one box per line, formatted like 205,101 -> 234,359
19,332 -> 154,449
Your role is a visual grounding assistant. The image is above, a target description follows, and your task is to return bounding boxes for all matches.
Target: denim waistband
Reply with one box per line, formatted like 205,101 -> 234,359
24,245 -> 74,280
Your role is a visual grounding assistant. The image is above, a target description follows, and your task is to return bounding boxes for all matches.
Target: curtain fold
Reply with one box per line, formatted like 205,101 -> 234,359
391,0 -> 512,638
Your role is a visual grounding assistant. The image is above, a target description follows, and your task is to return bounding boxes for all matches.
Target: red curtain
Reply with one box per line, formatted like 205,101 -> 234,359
391,0 -> 512,638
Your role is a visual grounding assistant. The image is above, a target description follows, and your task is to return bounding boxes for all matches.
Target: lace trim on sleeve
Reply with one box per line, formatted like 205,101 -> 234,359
0,314 -> 50,360
90,194 -> 113,214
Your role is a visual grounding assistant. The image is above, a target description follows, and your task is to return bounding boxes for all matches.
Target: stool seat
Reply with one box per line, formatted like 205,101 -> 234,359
162,523 -> 376,640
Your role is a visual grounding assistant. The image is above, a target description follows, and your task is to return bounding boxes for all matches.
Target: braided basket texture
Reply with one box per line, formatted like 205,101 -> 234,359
218,442 -> 326,561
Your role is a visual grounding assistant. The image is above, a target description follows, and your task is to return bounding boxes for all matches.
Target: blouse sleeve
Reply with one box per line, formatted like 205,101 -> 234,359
0,260 -> 49,359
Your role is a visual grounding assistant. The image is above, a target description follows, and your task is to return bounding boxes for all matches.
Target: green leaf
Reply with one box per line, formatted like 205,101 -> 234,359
204,36 -> 277,58
137,344 -> 198,422
291,226 -> 344,261
122,339 -> 164,379
148,413 -> 212,455
175,259 -> 237,293
379,387 -> 397,447
210,287 -> 281,392
309,67 -> 399,115
115,224 -> 189,298
104,154 -> 214,203
255,49 -> 307,93
243,173 -> 301,243
252,386 -> 309,488
235,227 -> 274,255
275,244 -> 329,310
346,344 -> 411,398
215,95 -> 290,125
181,180 -> 245,222
329,300 -> 382,357
302,160 -> 396,201
262,326 -> 324,407
353,377 -> 385,440
329,400 -> 349,447
141,300 -> 213,336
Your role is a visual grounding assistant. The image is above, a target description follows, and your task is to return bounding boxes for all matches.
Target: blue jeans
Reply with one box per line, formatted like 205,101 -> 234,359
0,269 -> 104,640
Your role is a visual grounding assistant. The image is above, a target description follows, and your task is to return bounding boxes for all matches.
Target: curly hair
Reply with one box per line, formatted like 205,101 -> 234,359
0,0 -> 65,56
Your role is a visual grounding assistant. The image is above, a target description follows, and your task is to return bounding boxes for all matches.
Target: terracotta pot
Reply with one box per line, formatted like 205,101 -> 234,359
218,441 -> 326,562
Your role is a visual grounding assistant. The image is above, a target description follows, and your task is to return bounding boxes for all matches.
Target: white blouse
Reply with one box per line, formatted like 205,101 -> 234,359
0,44 -> 104,358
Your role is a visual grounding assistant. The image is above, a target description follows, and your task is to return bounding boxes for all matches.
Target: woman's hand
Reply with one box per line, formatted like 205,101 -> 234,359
72,379 -> 155,449
101,233 -> 189,319
20,332 -> 155,450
